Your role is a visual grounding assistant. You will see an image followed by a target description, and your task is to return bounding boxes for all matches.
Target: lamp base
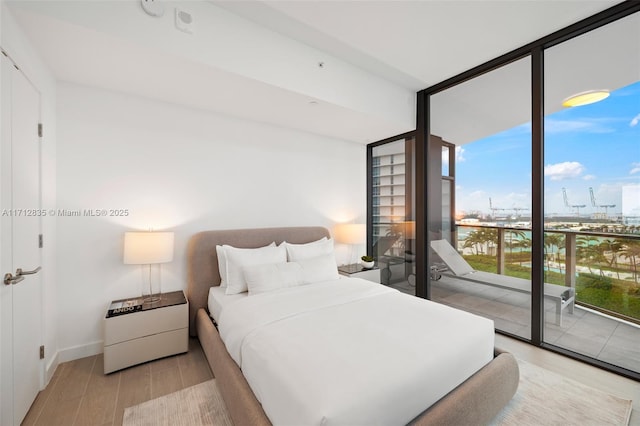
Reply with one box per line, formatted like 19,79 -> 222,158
143,294 -> 162,304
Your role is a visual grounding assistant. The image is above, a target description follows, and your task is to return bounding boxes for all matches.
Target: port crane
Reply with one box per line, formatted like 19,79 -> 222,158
488,198 -> 507,218
512,206 -> 529,218
589,187 -> 615,216
562,187 -> 586,216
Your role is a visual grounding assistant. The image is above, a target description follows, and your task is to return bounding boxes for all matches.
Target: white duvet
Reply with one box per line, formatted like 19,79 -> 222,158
218,278 -> 494,426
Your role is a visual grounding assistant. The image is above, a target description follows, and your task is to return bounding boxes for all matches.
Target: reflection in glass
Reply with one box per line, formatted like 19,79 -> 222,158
371,137 -> 415,294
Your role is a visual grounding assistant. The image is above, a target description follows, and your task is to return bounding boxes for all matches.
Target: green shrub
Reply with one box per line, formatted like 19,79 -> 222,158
577,273 -> 612,291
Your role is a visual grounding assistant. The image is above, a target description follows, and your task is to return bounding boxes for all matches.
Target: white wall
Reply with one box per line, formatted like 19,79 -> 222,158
0,2 -> 58,422
56,83 -> 366,359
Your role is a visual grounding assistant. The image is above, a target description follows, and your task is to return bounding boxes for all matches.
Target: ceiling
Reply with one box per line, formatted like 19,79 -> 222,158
6,0 -> 623,144
216,0 -> 620,91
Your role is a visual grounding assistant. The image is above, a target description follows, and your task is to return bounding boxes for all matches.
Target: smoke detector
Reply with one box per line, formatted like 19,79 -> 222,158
140,0 -> 165,17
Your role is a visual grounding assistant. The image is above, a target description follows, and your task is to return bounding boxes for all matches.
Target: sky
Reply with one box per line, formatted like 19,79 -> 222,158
454,80 -> 640,219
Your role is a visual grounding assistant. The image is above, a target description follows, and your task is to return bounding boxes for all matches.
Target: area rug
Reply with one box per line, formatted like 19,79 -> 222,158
123,362 -> 632,426
122,380 -> 232,426
491,359 -> 633,426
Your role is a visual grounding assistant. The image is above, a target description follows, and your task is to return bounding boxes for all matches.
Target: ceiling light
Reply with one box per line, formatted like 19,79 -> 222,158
562,90 -> 610,107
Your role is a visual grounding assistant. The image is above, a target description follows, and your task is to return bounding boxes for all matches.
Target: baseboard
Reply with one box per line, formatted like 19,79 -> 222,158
58,341 -> 103,363
45,352 -> 59,386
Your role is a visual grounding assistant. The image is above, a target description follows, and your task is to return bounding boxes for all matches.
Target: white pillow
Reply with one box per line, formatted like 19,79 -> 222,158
284,237 -> 333,262
216,242 -> 275,287
297,253 -> 339,284
224,244 -> 287,295
244,262 -> 303,295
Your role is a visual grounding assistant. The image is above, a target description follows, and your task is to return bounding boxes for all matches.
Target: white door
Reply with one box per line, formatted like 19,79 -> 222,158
1,53 -> 43,425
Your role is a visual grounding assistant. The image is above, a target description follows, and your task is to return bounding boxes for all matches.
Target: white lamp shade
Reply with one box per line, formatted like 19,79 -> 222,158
124,232 -> 174,265
334,223 -> 366,245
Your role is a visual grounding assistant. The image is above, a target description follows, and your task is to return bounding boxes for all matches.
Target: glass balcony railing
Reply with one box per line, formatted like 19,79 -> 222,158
455,223 -> 640,325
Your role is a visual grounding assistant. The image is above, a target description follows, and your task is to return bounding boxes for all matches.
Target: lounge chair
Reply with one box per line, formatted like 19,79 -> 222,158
430,239 -> 575,326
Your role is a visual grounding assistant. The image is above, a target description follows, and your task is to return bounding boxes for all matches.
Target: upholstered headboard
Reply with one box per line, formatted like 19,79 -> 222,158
186,226 -> 331,335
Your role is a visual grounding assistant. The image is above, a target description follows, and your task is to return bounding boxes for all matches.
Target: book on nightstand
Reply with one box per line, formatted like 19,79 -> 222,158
106,298 -> 143,317
105,291 -> 187,318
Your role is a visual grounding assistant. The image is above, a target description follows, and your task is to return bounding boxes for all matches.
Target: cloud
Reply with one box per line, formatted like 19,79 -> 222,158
468,190 -> 487,199
631,162 -> 640,175
545,118 -> 615,134
544,161 -> 585,181
583,174 -> 596,181
442,146 -> 465,167
630,113 -> 640,127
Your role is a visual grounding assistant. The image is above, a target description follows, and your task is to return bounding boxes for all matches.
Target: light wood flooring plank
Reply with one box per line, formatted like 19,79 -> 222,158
49,355 -> 97,403
151,365 -> 184,399
74,354 -> 121,426
21,363 -> 66,426
33,395 -> 83,426
113,363 -> 151,425
23,339 -> 213,426
30,356 -> 96,425
177,341 -> 213,388
149,354 -> 179,374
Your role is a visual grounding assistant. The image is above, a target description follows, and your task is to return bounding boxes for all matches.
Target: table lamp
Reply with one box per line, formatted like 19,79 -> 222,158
334,223 -> 366,268
124,231 -> 174,303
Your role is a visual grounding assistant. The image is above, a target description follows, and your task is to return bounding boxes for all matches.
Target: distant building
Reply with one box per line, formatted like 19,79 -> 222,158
372,142 -> 406,239
622,185 -> 640,225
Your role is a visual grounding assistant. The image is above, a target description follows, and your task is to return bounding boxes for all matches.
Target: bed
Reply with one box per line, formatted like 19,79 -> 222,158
187,226 -> 519,425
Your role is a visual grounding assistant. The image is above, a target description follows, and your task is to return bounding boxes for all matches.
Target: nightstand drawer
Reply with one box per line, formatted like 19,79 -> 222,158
104,303 -> 188,346
104,327 -> 188,374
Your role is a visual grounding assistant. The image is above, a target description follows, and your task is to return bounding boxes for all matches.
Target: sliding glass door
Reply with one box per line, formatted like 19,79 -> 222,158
429,57 -> 533,340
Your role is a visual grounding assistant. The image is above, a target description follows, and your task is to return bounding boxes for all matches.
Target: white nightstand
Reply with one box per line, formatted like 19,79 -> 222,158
338,264 -> 381,283
103,290 -> 189,374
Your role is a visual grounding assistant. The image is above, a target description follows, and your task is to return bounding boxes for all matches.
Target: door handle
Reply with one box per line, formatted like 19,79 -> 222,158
4,266 -> 41,285
16,266 -> 41,276
3,273 -> 24,286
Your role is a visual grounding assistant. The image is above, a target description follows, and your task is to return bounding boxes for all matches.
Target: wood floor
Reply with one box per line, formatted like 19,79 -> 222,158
21,338 -> 213,426
22,334 -> 638,426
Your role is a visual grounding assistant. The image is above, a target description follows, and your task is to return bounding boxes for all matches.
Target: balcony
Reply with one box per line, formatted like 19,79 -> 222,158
384,223 -> 640,375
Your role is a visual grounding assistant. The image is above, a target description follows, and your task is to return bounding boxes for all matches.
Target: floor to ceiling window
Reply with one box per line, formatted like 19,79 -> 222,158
429,57 -> 533,340
543,11 -> 640,374
371,2 -> 640,379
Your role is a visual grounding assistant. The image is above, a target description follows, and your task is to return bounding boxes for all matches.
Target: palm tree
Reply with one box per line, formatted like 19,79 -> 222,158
577,235 -> 606,276
515,236 -> 532,266
462,228 -> 499,257
506,229 -> 527,260
544,233 -> 565,279
462,230 -> 483,255
619,239 -> 640,284
600,238 -> 623,279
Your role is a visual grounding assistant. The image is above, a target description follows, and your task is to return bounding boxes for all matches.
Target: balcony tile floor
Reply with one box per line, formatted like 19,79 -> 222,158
389,276 -> 640,374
